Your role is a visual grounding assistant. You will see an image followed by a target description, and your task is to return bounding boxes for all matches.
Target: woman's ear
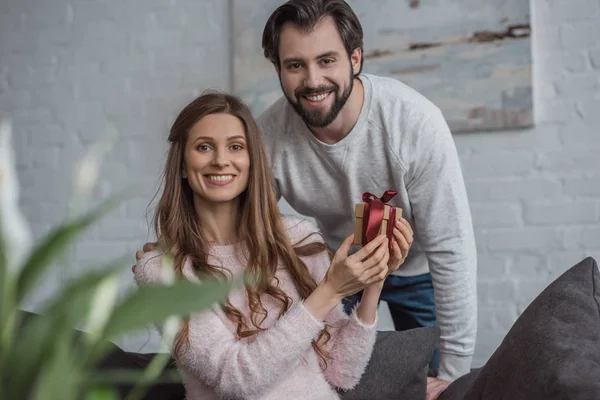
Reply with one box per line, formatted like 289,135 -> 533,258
182,166 -> 187,179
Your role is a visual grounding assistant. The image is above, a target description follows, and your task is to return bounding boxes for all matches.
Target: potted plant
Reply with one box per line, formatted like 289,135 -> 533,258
0,119 -> 235,399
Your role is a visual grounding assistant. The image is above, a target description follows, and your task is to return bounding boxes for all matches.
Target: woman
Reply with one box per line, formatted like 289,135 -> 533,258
134,92 -> 413,399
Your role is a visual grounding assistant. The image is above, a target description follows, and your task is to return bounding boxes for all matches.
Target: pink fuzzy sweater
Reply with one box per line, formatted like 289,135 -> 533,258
134,216 -> 378,400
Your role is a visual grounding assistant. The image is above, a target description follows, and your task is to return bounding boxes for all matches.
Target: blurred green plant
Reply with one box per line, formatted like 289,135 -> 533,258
0,119 -> 236,399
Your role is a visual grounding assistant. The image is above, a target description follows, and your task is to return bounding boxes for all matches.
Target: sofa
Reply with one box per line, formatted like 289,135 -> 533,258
21,256 -> 600,399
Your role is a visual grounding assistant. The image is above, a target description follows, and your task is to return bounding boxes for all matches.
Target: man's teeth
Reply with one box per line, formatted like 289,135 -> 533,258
207,175 -> 233,181
306,93 -> 328,102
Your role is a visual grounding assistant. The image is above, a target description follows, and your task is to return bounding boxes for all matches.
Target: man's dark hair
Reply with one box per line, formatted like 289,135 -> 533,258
262,0 -> 364,75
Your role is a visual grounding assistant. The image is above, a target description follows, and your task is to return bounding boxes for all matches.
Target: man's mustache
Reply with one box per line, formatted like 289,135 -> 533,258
295,86 -> 337,97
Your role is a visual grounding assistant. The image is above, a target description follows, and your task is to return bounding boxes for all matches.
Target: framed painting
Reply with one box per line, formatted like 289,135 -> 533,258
232,0 -> 533,132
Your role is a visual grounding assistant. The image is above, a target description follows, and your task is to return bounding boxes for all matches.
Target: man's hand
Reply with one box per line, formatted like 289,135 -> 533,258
388,218 -> 413,274
426,377 -> 451,400
131,242 -> 158,273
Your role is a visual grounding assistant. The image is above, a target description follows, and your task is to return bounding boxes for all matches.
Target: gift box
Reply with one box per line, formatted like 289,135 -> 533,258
354,191 -> 403,246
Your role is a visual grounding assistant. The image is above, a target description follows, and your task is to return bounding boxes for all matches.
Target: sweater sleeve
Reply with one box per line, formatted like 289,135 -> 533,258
134,250 -> 325,399
293,222 -> 377,390
405,109 -> 478,381
182,301 -> 325,399
321,301 -> 377,390
133,250 -> 168,286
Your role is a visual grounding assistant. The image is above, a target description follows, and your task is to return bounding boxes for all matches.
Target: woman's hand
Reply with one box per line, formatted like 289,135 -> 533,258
304,233 -> 389,321
323,233 -> 389,298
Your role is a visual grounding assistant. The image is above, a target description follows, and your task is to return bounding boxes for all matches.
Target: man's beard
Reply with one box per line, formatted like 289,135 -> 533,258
283,72 -> 354,128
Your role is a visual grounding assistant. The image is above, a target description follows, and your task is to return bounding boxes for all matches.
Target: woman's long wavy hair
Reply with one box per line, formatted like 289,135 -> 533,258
153,91 -> 333,368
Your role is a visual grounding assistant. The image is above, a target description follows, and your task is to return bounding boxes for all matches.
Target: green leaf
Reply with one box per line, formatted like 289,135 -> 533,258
87,368 -> 182,385
3,261 -> 125,398
100,277 -> 239,342
31,327 -> 82,400
85,386 -> 120,400
15,195 -> 120,303
124,351 -> 173,400
0,227 -> 8,317
5,311 -> 92,399
2,312 -> 54,399
83,272 -> 121,344
0,226 -> 17,371
41,259 -> 126,322
0,288 -> 16,373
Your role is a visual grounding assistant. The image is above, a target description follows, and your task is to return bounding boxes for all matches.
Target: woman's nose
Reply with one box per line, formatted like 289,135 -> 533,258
211,150 -> 230,167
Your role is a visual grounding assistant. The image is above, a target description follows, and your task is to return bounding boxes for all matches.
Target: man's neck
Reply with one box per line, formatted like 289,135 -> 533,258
308,77 -> 364,145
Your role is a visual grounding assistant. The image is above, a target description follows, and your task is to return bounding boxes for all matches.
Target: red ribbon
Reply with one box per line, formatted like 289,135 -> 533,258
361,190 -> 397,247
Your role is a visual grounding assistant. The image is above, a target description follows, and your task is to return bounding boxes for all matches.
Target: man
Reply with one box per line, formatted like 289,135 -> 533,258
135,0 -> 476,397
257,0 -> 477,397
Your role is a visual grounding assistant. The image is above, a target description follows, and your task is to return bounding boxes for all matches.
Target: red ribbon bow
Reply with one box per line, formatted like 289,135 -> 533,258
361,190 -> 398,246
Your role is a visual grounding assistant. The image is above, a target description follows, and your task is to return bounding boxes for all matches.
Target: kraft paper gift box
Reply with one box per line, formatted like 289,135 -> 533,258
353,191 -> 403,246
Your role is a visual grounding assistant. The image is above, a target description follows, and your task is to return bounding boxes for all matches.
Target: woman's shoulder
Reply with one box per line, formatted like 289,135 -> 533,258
281,215 -> 324,245
134,250 -> 198,286
133,250 -> 165,286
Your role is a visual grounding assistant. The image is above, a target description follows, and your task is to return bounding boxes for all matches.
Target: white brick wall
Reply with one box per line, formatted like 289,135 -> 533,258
0,0 -> 230,351
2,0 -> 599,367
455,0 -> 600,366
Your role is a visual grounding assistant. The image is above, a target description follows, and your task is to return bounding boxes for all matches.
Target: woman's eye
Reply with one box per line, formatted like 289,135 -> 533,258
230,144 -> 243,151
197,144 -> 211,152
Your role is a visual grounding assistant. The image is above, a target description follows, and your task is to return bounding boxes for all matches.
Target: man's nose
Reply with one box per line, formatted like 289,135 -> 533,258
303,65 -> 324,89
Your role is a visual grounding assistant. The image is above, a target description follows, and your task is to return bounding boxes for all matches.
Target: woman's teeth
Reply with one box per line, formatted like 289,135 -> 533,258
207,175 -> 233,181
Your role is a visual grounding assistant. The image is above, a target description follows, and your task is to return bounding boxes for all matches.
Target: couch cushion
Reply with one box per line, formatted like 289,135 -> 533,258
17,310 -> 185,400
97,350 -> 185,400
341,326 -> 439,400
464,257 -> 600,400
438,369 -> 480,400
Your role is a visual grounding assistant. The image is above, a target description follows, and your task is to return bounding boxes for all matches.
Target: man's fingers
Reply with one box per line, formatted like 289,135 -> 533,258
395,220 -> 413,246
398,218 -> 413,236
394,228 -> 410,257
135,250 -> 144,262
426,378 -> 450,400
142,242 -> 157,253
379,248 -> 390,275
391,239 -> 402,262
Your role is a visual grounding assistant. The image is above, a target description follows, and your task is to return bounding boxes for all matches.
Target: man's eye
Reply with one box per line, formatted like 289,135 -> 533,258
288,63 -> 301,69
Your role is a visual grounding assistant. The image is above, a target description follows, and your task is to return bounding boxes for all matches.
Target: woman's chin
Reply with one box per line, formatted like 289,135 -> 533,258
194,191 -> 242,206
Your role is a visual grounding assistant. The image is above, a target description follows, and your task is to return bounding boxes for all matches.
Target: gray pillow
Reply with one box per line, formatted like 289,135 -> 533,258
438,369 -> 480,400
340,326 -> 439,400
463,256 -> 600,400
